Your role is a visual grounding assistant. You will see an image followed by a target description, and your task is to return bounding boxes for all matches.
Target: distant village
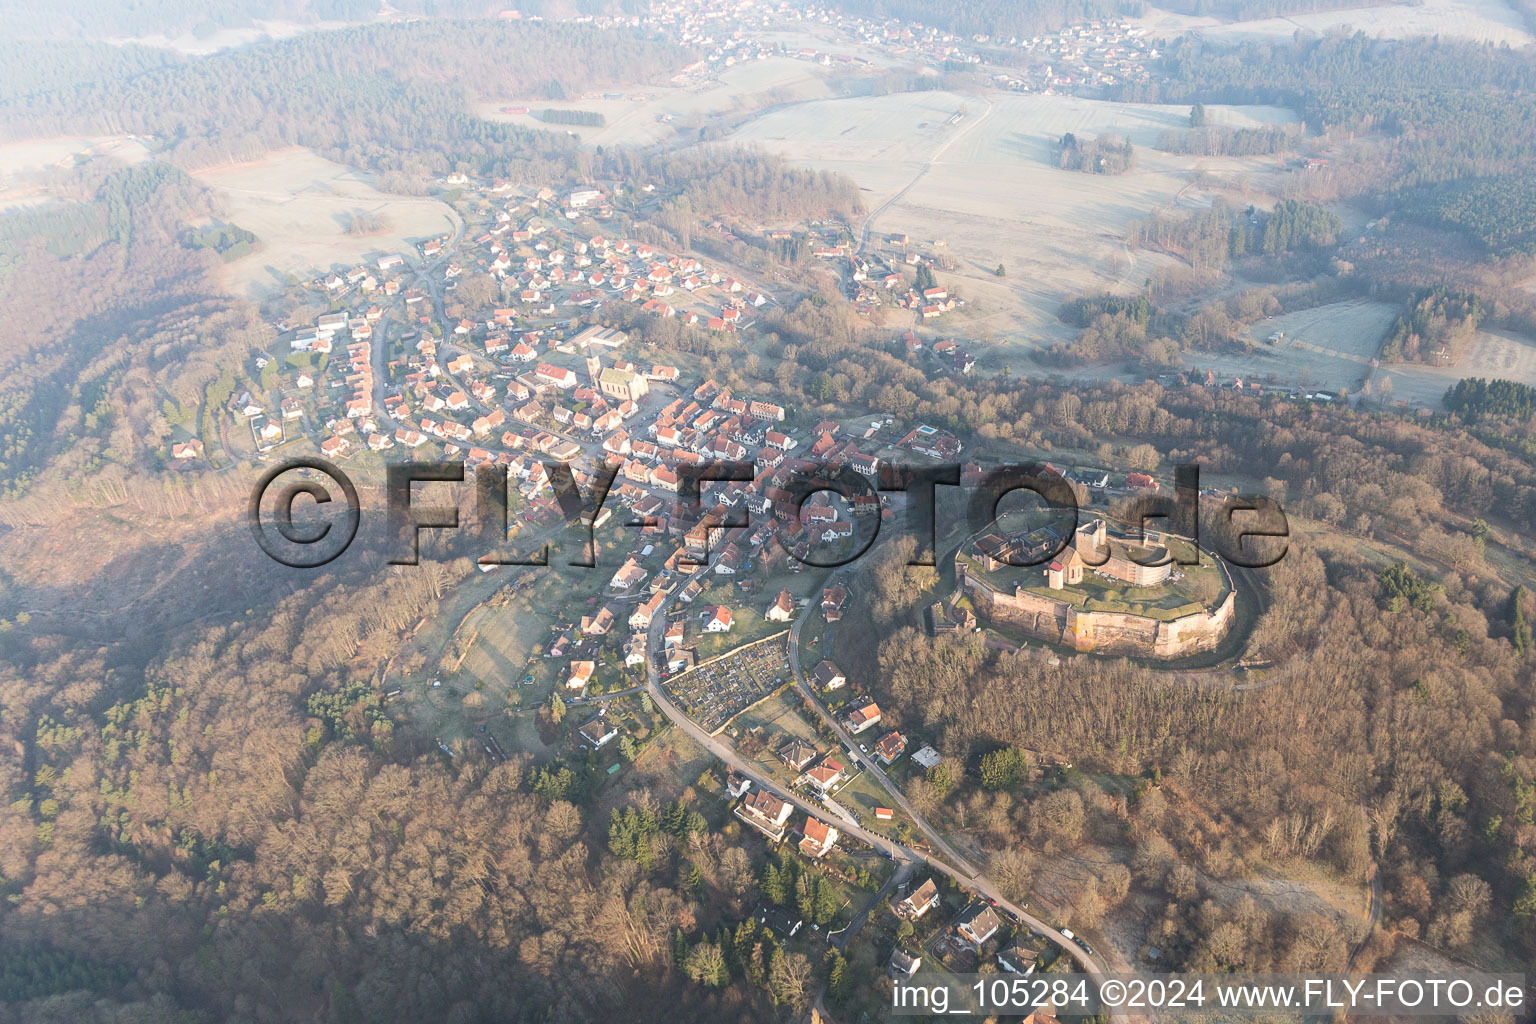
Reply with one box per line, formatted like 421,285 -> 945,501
634,0 -> 1160,95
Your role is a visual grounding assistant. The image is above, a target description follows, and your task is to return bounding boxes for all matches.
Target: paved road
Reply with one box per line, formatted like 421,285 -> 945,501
1347,862 -> 1382,970
568,685 -> 643,706
639,563 -> 1118,1013
786,568 -> 981,877
829,858 -> 913,953
369,209 -> 466,432
642,574 -> 918,867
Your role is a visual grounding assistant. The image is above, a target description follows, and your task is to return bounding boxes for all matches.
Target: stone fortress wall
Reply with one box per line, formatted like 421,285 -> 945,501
961,563 -> 1237,660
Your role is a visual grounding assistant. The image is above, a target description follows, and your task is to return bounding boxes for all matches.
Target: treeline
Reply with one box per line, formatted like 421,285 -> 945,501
184,220 -> 258,260
1380,286 -> 1484,363
1122,34 -> 1536,189
1155,123 -> 1298,156
1397,174 -> 1536,259
1057,132 -> 1134,174
1444,378 -> 1536,422
542,108 -> 607,127
0,0 -> 377,43
0,21 -> 691,181
876,527 -> 1536,964
1129,198 -> 1340,271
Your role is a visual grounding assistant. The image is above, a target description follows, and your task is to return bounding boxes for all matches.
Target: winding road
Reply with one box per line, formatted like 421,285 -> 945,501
639,559 -> 1119,1016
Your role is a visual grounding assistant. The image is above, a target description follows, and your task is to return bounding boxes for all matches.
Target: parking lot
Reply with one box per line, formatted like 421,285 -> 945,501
664,634 -> 791,733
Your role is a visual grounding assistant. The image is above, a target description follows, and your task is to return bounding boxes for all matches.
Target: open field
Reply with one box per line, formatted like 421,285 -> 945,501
478,57 -> 847,149
0,135 -> 153,175
1192,299 -> 1400,394
1134,0 -> 1534,45
0,135 -> 154,211
192,147 -> 456,297
727,90 -> 1300,350
624,723 -> 715,803
104,17 -> 368,54
730,686 -> 823,749
1371,328 -> 1536,409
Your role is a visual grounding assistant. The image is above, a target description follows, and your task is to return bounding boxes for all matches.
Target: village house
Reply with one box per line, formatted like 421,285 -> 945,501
956,905 -> 1002,948
894,879 -> 940,921
765,589 -> 795,622
813,660 -> 846,690
580,606 -> 615,635
874,731 -> 907,764
778,737 -> 818,771
629,591 -> 666,630
799,755 -> 845,796
845,701 -> 882,734
734,789 -> 794,841
535,362 -> 577,389
577,716 -> 618,749
624,634 -> 648,667
998,938 -> 1045,975
798,817 -> 839,859
566,660 -> 595,691
888,948 -> 922,978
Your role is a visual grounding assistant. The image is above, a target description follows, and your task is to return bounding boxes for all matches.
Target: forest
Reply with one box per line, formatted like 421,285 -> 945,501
1398,174 -> 1536,259
1379,287 -> 1485,364
1126,199 -> 1341,276
1057,132 -> 1135,175
0,21 -> 690,180
1123,34 -> 1536,189
0,0 -> 647,42
2,6 -> 1536,1019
